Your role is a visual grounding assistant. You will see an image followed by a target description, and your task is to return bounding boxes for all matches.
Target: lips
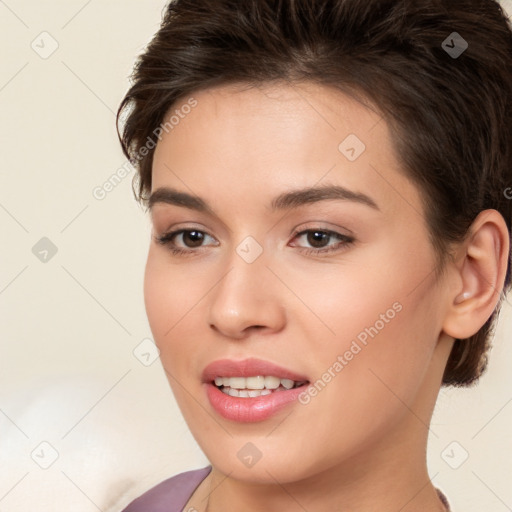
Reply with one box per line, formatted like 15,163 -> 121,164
202,358 -> 310,422
202,357 -> 309,383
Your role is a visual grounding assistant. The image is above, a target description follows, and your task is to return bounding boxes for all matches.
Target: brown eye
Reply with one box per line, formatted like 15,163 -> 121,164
306,231 -> 331,248
291,228 -> 355,255
180,230 -> 205,247
155,228 -> 218,256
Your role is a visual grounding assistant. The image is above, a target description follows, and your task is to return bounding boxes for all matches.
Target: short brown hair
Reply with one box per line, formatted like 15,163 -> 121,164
117,0 -> 512,387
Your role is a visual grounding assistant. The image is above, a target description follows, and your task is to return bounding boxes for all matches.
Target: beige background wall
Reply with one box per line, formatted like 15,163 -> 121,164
1,1 -> 511,511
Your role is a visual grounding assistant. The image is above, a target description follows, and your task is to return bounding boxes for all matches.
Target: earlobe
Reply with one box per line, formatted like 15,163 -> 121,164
442,209 -> 509,340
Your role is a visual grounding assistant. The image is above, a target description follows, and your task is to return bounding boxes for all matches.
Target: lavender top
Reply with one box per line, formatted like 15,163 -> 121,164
121,466 -> 212,512
120,465 -> 451,511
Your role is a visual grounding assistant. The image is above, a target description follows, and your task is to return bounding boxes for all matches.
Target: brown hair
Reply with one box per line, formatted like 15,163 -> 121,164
117,0 -> 512,387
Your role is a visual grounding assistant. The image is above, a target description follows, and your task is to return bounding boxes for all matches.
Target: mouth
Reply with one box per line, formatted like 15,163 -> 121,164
202,358 -> 311,422
213,375 -> 309,397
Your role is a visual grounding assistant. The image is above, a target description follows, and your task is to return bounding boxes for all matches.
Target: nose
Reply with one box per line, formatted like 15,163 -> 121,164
207,251 -> 287,340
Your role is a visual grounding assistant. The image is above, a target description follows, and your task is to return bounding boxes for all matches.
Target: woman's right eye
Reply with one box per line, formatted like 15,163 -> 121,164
155,229 -> 218,256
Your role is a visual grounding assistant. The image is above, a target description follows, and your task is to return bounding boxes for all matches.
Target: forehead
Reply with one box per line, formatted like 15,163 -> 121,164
169,81 -> 386,140
151,81 -> 425,221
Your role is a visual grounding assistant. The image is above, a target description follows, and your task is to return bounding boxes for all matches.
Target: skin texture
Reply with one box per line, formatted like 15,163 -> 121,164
144,81 -> 509,512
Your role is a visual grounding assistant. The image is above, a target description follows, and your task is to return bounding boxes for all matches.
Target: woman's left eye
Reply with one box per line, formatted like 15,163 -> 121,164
155,228 -> 354,256
290,229 -> 355,255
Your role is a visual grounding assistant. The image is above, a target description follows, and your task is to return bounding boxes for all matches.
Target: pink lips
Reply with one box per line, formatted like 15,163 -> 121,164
202,358 -> 310,423
202,357 -> 309,383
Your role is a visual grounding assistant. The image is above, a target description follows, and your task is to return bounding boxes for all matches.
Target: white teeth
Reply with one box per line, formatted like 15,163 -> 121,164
215,375 -> 306,396
221,387 -> 274,397
246,376 -> 265,389
264,376 -> 281,389
228,376 -> 246,389
281,378 -> 295,389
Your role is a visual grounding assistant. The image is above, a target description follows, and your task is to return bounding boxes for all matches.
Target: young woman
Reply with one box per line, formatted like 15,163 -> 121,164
116,1 -> 512,510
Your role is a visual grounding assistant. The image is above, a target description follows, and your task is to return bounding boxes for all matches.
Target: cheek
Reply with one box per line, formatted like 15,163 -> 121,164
143,253 -> 209,416
282,287 -> 440,474
144,249 -> 173,340
308,286 -> 439,433
143,249 -> 204,363
283,235 -> 437,346
290,241 -> 441,405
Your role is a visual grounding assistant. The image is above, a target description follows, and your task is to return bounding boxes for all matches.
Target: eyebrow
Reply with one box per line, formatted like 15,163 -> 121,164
147,184 -> 380,213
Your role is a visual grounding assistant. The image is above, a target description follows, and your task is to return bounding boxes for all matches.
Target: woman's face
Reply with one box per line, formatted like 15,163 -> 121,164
145,82 -> 453,483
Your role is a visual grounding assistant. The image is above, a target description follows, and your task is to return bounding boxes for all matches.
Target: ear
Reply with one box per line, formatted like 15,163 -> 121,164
442,209 -> 510,339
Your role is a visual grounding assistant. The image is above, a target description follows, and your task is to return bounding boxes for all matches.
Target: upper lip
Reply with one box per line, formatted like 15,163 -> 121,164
202,358 -> 309,383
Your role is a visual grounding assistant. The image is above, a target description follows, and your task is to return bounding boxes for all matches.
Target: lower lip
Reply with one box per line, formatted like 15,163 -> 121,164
205,382 -> 308,422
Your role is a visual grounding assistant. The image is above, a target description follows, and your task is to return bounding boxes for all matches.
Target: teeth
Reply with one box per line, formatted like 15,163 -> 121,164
228,377 -> 245,389
264,376 -> 281,389
281,378 -> 295,389
214,375 -> 306,395
222,387 -> 273,397
246,376 -> 265,389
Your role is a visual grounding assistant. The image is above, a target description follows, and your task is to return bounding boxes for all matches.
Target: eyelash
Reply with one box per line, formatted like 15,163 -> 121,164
154,228 -> 355,257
